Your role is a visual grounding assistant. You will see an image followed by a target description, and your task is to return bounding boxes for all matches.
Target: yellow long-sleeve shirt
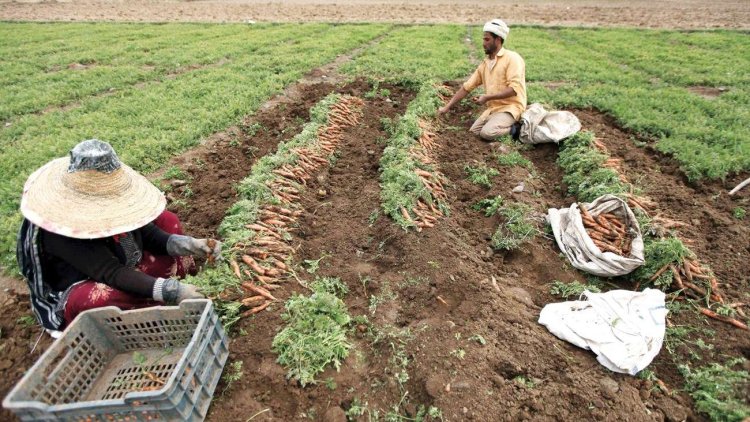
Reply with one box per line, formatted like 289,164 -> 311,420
462,47 -> 527,120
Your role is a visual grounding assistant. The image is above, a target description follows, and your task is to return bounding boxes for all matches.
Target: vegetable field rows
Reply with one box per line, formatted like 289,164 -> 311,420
0,22 -> 748,422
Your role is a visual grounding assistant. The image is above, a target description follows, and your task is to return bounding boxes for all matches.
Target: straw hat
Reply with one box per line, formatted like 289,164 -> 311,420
20,140 -> 166,239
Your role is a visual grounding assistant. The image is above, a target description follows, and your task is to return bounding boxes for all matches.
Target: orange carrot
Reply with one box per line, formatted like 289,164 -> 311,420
230,260 -> 242,280
241,255 -> 267,275
699,308 -> 748,330
256,274 -> 276,284
241,301 -> 271,317
649,264 -> 671,282
241,295 -> 265,306
241,283 -> 277,301
669,265 -> 684,289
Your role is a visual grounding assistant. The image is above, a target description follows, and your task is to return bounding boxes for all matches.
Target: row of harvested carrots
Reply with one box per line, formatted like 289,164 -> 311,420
228,96 -> 364,317
402,119 -> 448,231
591,137 -> 747,330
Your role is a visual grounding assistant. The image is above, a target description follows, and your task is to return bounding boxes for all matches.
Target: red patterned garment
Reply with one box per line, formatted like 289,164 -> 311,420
62,211 -> 196,326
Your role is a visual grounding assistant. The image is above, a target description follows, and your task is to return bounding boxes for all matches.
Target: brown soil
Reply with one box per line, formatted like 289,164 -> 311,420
1,0 -> 749,29
2,81 -> 747,420
179,85 -> 699,421
0,294 -> 54,422
686,86 -> 730,99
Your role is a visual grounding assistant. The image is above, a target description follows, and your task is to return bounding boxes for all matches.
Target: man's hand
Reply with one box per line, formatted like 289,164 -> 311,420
473,95 -> 489,105
437,105 -> 450,115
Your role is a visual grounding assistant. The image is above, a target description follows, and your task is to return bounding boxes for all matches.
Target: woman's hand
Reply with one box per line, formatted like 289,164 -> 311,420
167,235 -> 222,260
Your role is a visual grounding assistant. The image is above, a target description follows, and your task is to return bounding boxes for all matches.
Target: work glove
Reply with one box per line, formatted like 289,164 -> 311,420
153,278 -> 205,304
166,234 -> 222,260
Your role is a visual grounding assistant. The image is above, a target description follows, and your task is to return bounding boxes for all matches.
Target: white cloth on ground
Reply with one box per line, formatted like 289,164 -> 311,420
538,288 -> 667,375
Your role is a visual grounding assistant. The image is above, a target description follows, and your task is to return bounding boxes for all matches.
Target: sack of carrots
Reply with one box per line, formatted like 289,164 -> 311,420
548,194 -> 645,277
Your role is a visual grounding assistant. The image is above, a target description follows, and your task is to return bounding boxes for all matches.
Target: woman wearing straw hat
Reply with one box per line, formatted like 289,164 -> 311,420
17,139 -> 222,333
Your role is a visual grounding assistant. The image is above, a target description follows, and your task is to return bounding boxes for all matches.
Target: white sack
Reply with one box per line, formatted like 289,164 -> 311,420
548,194 -> 644,277
538,289 -> 667,375
519,103 -> 581,144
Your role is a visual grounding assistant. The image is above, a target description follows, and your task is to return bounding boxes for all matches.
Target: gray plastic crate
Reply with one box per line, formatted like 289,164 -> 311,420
3,299 -> 228,421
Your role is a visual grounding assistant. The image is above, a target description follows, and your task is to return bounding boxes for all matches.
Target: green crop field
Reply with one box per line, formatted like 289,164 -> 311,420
1,22 -> 748,270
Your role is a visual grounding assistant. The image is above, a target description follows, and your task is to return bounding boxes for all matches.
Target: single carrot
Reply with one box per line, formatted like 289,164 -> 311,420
230,260 -> 242,280
241,295 -> 265,306
255,274 -> 275,284
649,264 -> 671,282
655,378 -> 671,396
699,308 -> 748,330
682,260 -> 693,283
242,255 -> 267,275
669,265 -> 685,289
241,301 -> 271,317
241,283 -> 277,301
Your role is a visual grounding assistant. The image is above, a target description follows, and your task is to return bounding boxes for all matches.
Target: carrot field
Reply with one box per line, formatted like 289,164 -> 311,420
1,22 -> 748,421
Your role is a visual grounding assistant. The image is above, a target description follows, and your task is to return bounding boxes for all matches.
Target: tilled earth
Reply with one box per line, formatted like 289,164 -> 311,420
0,0 -> 748,29
1,81 -> 748,420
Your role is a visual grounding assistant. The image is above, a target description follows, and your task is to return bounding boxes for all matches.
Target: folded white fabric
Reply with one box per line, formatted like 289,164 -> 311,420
538,288 -> 667,375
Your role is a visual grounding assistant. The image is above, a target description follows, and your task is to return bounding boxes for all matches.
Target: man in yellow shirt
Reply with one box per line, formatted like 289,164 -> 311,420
438,19 -> 527,141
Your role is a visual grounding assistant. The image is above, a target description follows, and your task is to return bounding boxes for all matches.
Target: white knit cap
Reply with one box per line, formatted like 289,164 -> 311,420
483,19 -> 509,40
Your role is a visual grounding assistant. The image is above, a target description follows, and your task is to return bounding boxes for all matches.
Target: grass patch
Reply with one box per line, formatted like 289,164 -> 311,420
464,164 -> 499,188
549,280 -> 602,299
680,358 -> 750,421
272,288 -> 352,387
496,150 -> 533,169
490,203 -> 536,251
472,195 -> 505,216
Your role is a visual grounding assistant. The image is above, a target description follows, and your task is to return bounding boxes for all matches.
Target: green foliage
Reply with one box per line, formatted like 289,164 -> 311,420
342,25 -> 472,84
557,131 -> 627,202
369,282 -> 397,316
310,276 -> 349,298
549,280 -> 602,299
513,376 -> 536,389
16,315 -> 36,328
272,291 -> 352,387
632,237 -> 692,288
222,360 -> 244,391
163,166 -> 187,180
733,207 -> 746,219
490,203 -> 536,250
680,359 -> 750,421
464,164 -> 499,188
496,151 -> 533,169
472,195 -> 505,216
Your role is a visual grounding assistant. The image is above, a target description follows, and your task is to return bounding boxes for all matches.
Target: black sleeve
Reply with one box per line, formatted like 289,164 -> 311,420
140,223 -> 171,256
42,231 -> 156,298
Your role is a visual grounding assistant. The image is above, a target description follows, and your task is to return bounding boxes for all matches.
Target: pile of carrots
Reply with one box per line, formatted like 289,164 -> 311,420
401,119 -> 448,231
229,96 -> 364,317
579,206 -> 633,256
